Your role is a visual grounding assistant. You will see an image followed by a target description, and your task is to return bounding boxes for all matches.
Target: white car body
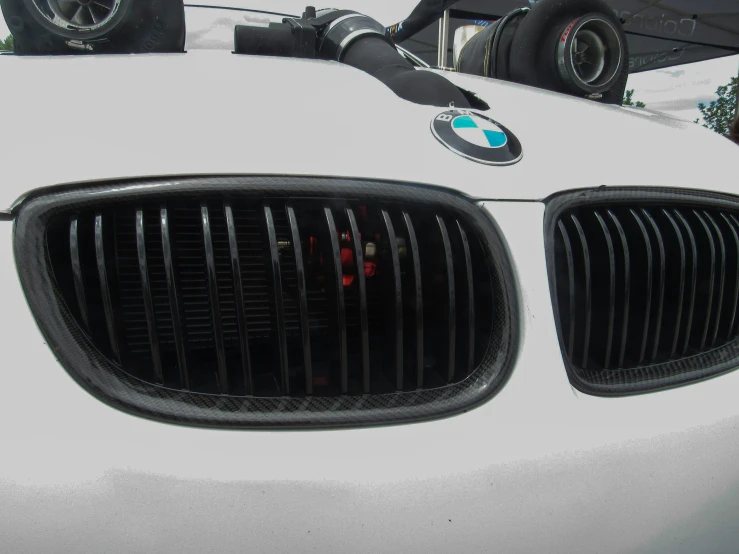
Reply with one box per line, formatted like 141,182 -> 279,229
1,6 -> 738,553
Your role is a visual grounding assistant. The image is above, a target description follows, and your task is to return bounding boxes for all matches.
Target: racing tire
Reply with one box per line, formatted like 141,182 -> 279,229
1,0 -> 185,54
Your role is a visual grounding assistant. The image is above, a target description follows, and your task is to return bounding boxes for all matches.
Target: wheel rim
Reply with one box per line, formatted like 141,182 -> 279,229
556,14 -> 623,94
571,29 -> 606,84
48,0 -> 117,29
24,0 -> 126,37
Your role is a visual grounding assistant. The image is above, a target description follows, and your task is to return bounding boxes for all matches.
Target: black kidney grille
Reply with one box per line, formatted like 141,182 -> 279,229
553,204 -> 739,373
48,199 -> 496,398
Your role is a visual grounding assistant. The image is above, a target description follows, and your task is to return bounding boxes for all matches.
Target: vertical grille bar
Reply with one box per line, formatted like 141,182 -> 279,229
722,213 -> 739,338
704,212 -> 725,347
324,207 -> 348,394
381,210 -> 403,391
456,221 -> 475,375
608,210 -> 630,369
642,209 -> 665,362
557,220 -> 576,360
692,210 -> 716,351
136,209 -> 163,384
94,213 -> 120,362
202,204 -> 229,395
571,215 -> 591,368
225,203 -> 253,395
630,210 -> 653,365
287,205 -> 313,395
69,217 -> 89,331
160,207 -> 189,390
437,216 -> 456,382
346,207 -> 369,393
595,211 -> 616,369
662,209 -> 686,358
264,205 -> 289,395
674,210 -> 698,355
402,212 -> 424,388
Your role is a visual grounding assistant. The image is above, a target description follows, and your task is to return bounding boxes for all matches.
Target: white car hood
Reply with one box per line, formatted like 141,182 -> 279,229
0,50 -> 735,211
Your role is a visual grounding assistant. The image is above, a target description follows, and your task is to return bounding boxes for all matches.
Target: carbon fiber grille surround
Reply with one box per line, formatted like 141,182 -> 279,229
15,177 -> 518,428
546,188 -> 739,395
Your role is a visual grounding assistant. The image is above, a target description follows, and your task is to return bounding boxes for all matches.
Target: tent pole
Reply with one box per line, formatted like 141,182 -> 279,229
437,8 -> 450,68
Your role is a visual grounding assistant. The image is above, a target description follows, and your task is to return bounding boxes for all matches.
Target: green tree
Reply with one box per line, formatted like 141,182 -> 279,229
697,76 -> 738,137
622,89 -> 646,108
0,34 -> 13,51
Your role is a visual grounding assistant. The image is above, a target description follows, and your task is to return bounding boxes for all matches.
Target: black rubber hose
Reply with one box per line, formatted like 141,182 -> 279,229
342,36 -> 470,108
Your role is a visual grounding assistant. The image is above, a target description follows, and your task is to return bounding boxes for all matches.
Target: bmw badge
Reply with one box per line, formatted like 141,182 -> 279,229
431,109 -> 523,166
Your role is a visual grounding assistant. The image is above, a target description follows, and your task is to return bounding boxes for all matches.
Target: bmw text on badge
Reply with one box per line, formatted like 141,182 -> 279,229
431,109 -> 523,166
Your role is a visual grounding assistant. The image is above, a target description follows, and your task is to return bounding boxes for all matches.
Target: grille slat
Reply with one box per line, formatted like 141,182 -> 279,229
554,199 -> 739,384
402,212 -> 424,389
324,207 -> 348,394
674,210 -> 698,356
136,209 -> 163,384
594,211 -> 616,370
346,207 -> 370,394
287,205 -> 313,395
437,216 -> 456,383
629,209 -> 652,365
662,209 -> 686,358
642,209 -> 666,363
202,204 -> 229,395
570,214 -> 591,369
721,214 -> 739,339
704,212 -> 725,348
225,204 -> 254,395
381,210 -> 403,391
264,205 -> 289,394
161,207 -> 190,389
95,213 -> 121,362
69,217 -> 89,331
693,210 -> 716,351
607,211 -> 630,369
457,220 -> 476,375
557,220 -> 576,361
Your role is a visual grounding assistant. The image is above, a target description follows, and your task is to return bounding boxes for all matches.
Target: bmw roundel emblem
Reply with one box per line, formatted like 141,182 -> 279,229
431,109 -> 523,166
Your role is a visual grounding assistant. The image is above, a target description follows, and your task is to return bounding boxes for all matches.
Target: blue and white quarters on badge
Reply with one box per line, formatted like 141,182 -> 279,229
431,109 -> 523,165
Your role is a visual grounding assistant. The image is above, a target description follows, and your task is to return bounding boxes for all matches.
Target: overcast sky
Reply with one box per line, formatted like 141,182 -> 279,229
628,55 -> 739,124
1,12 -> 736,124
